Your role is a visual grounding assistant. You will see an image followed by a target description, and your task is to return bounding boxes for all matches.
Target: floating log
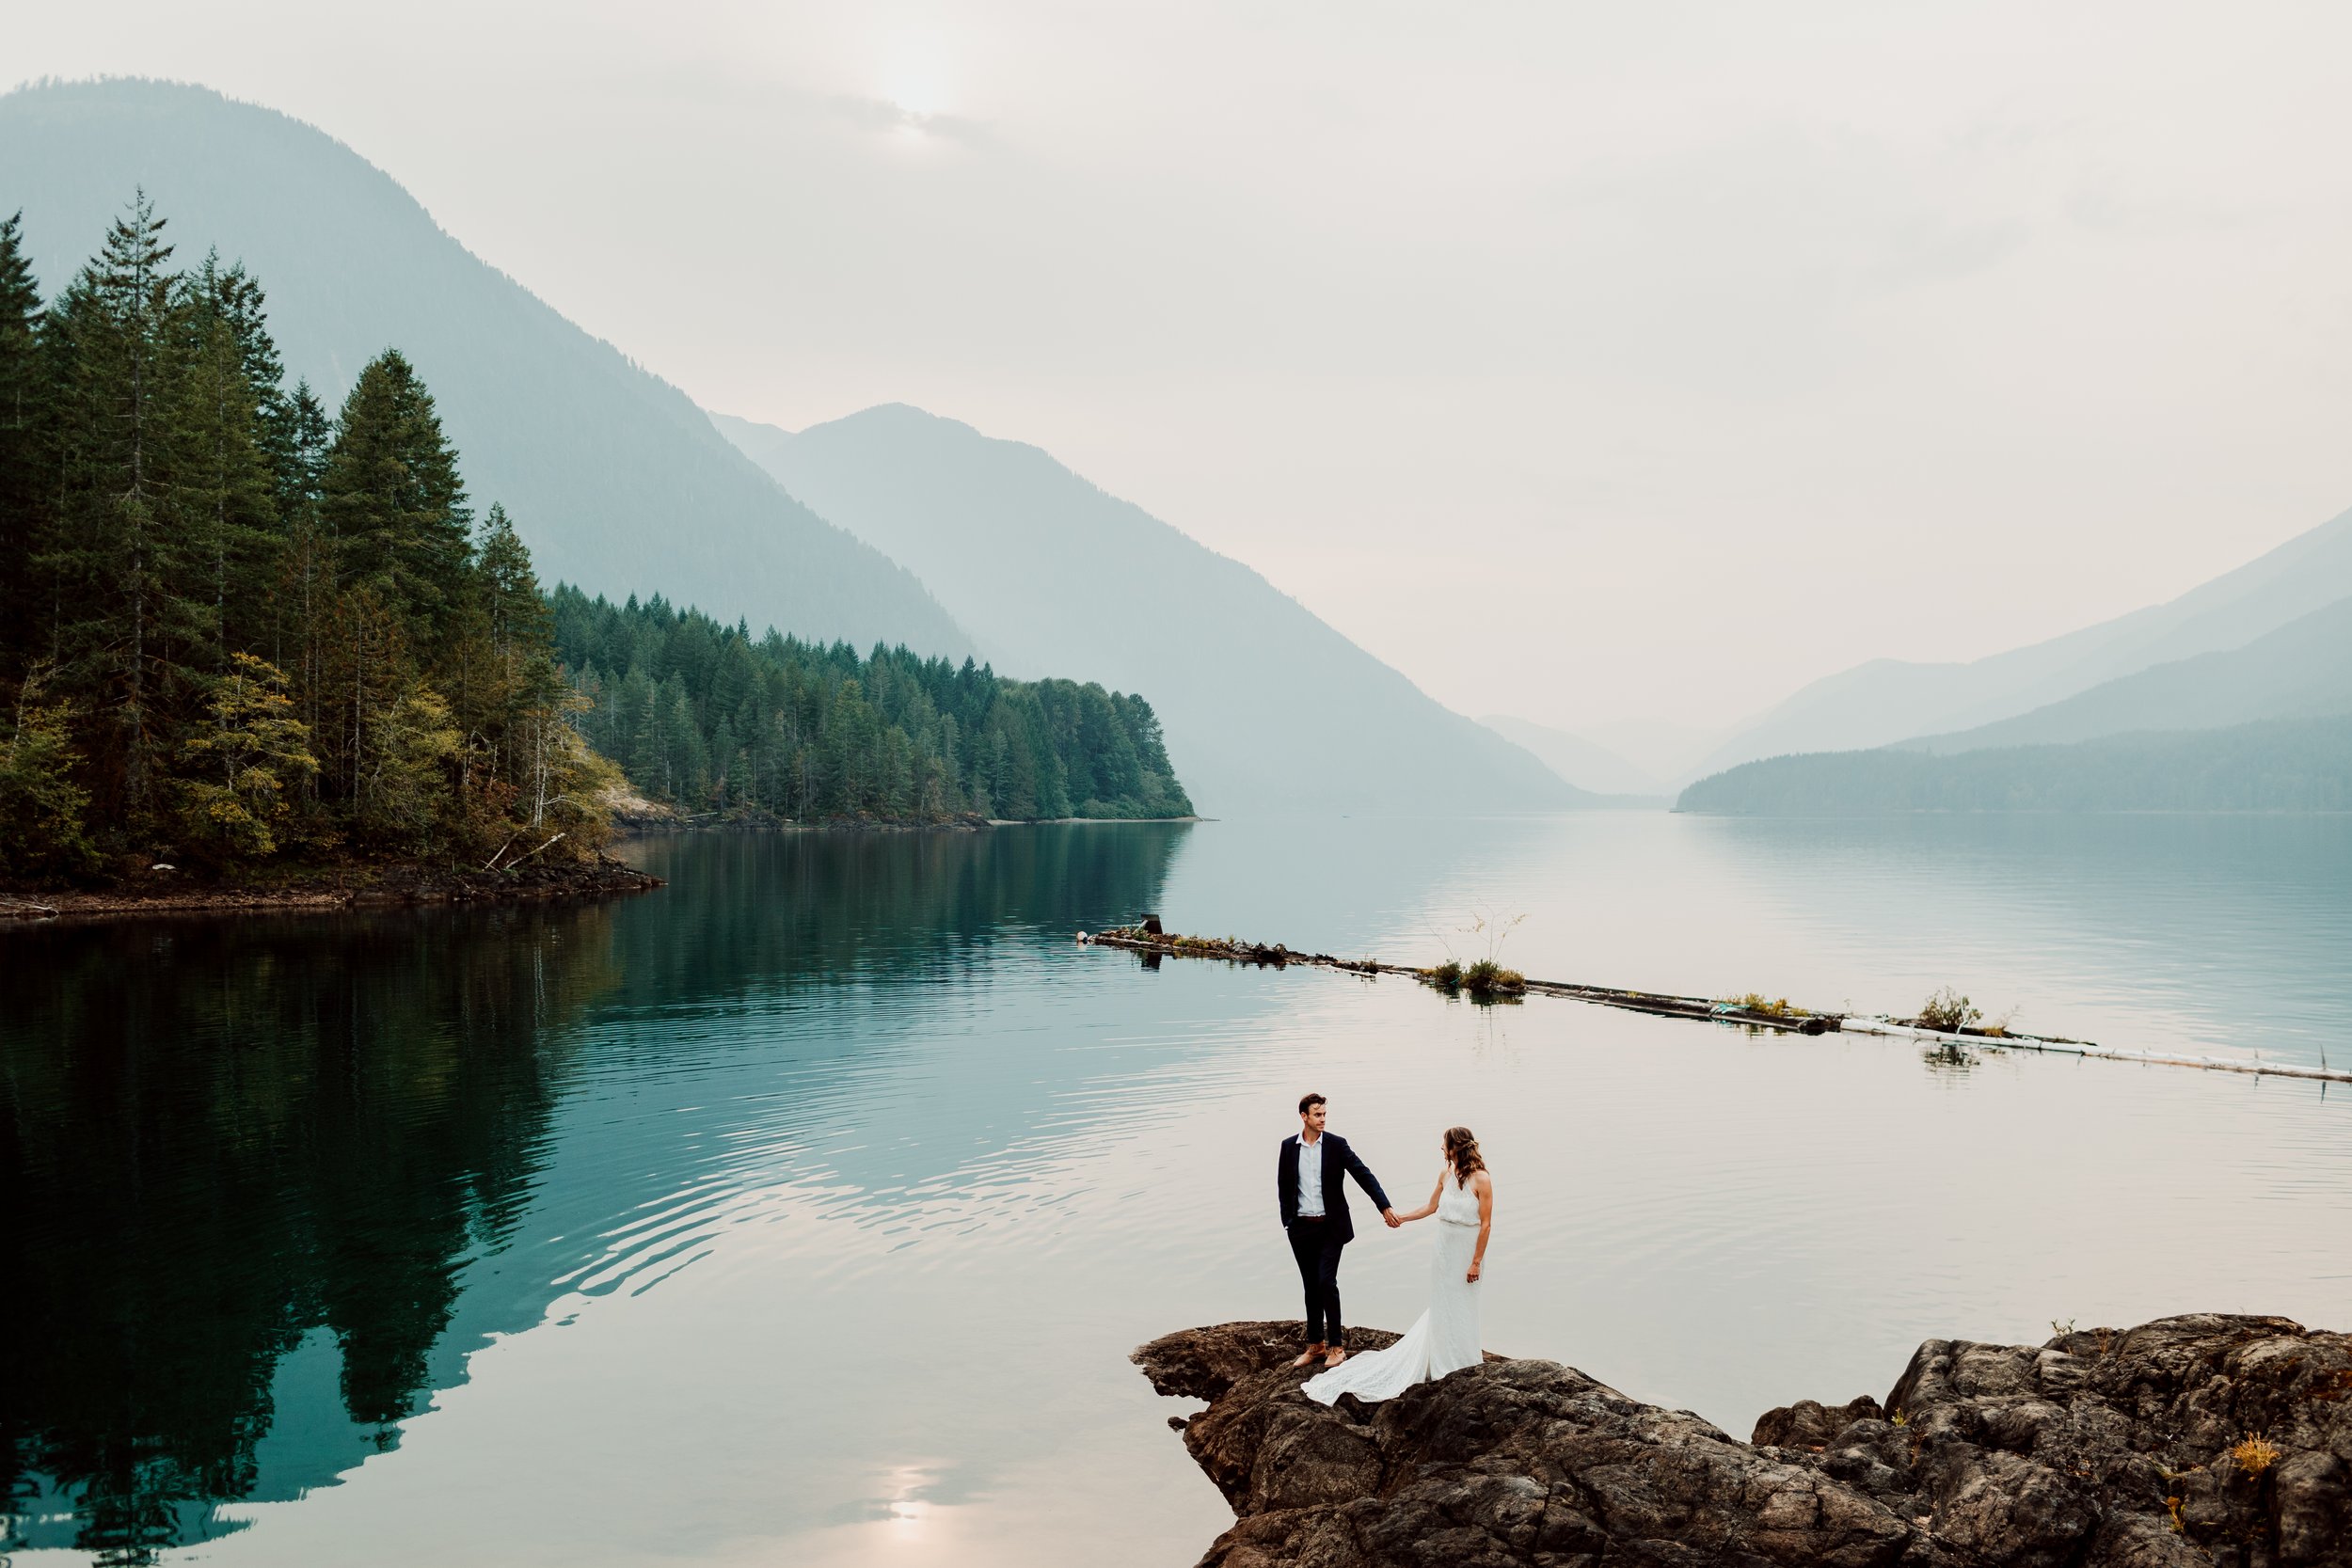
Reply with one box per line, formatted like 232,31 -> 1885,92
1087,927 -> 1821,1030
1081,925 -> 2352,1085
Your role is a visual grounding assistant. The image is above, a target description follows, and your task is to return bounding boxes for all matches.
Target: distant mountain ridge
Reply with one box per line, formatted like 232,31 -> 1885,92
0,78 -> 971,657
1475,716 -> 1666,801
1903,595 -> 2352,754
1677,715 -> 2352,815
1688,505 -> 2352,781
714,405 -> 1579,816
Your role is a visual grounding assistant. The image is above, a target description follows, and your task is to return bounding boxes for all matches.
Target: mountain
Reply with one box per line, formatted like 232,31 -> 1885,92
1576,717 -> 1736,784
0,78 -> 969,657
1904,595 -> 2352,753
713,405 -> 1578,816
1676,715 -> 2352,815
1687,505 -> 2352,782
1476,716 -> 1666,801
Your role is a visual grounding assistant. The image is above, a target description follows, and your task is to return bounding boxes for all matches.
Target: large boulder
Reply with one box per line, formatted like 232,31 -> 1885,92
1134,1314 -> 2352,1568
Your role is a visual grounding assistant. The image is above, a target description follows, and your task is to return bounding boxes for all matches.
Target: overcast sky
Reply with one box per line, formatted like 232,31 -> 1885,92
16,2 -> 2352,739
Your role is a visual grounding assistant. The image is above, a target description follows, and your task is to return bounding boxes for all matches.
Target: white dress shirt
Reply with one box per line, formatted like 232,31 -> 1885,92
1296,1134 -> 1326,1217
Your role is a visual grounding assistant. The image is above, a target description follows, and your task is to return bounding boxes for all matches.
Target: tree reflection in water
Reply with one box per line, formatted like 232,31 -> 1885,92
1,903 -> 617,1560
0,823 -> 1185,1562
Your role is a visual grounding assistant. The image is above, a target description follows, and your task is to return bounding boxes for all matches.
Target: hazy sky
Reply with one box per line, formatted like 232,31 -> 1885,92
16,3 -> 2352,737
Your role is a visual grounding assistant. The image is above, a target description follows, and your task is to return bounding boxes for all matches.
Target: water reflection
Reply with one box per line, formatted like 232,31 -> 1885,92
6,816 -> 2349,1568
0,825 -> 1189,1561
1920,1039 -> 1982,1074
0,904 -> 618,1560
1156,812 -> 2352,1068
611,823 -> 1194,1003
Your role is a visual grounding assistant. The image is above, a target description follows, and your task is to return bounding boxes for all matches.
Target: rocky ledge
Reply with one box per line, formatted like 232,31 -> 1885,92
1133,1315 -> 2351,1567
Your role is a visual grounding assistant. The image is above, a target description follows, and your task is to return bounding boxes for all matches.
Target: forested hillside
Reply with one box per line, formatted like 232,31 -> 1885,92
714,405 -> 1574,816
552,591 -> 1194,822
0,79 -> 971,657
1676,718 -> 2352,815
0,199 -> 612,879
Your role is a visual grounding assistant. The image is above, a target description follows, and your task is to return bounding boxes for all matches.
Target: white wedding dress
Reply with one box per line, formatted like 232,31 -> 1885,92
1303,1171 -> 1483,1404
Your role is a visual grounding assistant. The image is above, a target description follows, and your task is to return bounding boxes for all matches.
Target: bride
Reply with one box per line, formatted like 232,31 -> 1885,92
1303,1126 -> 1492,1404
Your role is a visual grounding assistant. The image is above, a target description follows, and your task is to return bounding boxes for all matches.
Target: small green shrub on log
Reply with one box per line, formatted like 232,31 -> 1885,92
1917,987 -> 1982,1032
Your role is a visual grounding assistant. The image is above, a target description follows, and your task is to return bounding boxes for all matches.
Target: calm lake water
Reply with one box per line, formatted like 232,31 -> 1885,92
7,814 -> 2351,1565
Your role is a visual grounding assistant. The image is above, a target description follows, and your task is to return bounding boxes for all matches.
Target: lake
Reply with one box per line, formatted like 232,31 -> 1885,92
6,814 -> 2351,1565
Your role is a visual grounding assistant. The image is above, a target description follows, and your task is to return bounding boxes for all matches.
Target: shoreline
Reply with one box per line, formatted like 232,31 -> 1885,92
985,815 -> 1207,826
612,809 -> 1203,835
0,815 -> 1203,928
0,854 -> 663,929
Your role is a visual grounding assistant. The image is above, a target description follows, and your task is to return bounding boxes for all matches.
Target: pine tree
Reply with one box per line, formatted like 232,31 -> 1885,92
274,379 -> 331,521
40,191 -> 212,832
179,253 -> 284,663
612,664 -> 658,783
321,351 -> 473,657
0,207 -> 639,877
271,381 -> 336,745
0,212 -> 46,676
314,586 -> 412,817
475,504 -> 559,695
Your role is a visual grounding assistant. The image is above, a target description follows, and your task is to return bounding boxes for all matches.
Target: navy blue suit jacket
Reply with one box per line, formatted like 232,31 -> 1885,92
1277,1132 -> 1391,1243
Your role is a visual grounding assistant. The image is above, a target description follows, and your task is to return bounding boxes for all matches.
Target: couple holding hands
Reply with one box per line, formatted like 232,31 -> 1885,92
1276,1092 -> 1495,1405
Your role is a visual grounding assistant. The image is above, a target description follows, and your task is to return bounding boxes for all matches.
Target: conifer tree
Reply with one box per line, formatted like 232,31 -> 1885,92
179,254 -> 283,663
321,351 -> 472,656
0,212 -> 45,673
41,191 -> 211,828
272,380 -> 336,739
274,379 -> 331,519
476,504 -> 559,694
0,203 -> 622,878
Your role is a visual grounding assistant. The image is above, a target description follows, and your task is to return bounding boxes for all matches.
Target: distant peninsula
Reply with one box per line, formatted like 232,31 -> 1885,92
552,588 -> 1190,827
0,198 -> 1191,918
1677,715 -> 2352,815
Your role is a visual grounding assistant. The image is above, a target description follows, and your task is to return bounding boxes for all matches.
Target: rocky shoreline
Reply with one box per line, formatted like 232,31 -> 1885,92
0,852 -> 663,927
1135,1315 -> 2350,1567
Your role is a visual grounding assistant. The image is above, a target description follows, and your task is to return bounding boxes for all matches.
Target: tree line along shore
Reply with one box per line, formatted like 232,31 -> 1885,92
0,197 -> 1191,909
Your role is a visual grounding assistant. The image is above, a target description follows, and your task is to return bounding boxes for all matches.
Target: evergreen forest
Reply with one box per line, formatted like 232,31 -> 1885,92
0,197 -> 613,879
0,196 -> 1191,883
553,589 -> 1195,822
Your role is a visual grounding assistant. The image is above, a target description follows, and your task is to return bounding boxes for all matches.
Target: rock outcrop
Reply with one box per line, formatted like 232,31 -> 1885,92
1134,1314 -> 2352,1567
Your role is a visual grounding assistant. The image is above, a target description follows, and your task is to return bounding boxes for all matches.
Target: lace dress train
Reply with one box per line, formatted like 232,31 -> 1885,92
1302,1173 -> 1482,1404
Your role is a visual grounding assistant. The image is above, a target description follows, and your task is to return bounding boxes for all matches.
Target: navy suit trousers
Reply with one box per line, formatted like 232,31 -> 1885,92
1287,1217 -> 1346,1343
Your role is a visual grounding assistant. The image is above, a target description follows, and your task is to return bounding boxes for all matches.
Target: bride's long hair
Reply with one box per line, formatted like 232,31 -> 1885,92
1443,1126 -> 1486,1185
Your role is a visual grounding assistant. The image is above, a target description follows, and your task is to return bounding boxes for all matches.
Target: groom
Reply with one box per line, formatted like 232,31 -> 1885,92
1278,1092 -> 1397,1369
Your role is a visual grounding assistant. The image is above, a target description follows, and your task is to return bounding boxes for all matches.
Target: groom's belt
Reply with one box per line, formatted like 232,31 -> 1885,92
1295,1212 -> 1327,1221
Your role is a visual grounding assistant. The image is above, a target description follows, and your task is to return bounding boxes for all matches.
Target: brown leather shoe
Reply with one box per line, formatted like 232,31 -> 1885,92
1290,1341 -> 1326,1368
1324,1345 -> 1349,1368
